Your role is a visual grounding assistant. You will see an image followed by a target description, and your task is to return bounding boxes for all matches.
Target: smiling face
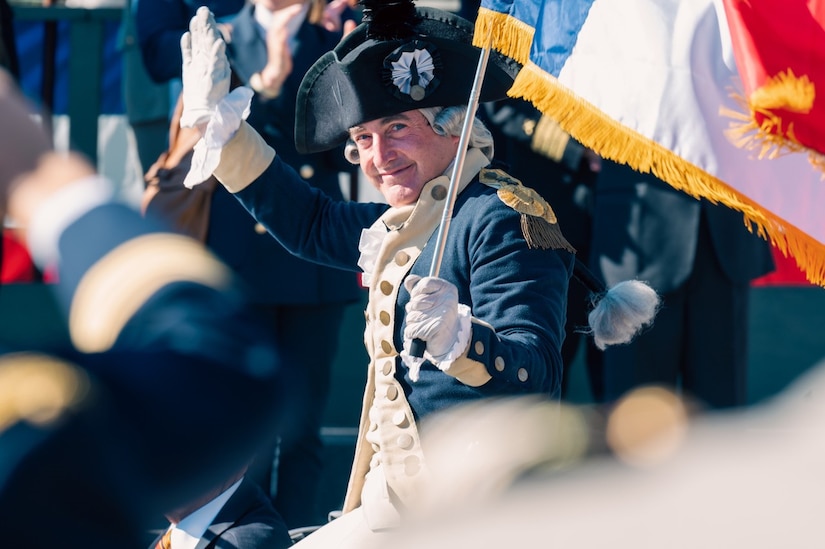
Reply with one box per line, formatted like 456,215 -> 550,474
349,110 -> 459,207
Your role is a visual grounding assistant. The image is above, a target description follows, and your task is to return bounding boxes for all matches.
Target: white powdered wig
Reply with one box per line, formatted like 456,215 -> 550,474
344,105 -> 494,164
587,280 -> 661,350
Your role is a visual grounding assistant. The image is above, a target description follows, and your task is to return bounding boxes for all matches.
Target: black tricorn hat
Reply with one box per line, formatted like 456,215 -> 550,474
294,0 -> 520,154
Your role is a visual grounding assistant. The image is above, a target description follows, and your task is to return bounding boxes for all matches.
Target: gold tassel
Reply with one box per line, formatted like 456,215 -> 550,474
505,62 -> 825,287
521,214 -> 576,252
473,8 -> 535,64
482,169 -> 576,252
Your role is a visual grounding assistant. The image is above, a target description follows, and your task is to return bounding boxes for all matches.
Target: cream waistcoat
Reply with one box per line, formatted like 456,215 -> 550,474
342,148 -> 489,515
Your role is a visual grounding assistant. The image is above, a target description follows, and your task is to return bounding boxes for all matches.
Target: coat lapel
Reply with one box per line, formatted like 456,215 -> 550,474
194,478 -> 259,549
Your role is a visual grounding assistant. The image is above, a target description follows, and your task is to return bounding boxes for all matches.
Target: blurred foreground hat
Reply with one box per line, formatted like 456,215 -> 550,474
295,0 -> 520,153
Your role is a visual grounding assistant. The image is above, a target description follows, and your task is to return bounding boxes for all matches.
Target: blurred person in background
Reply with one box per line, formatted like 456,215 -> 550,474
589,161 -> 774,409
149,463 -> 292,549
137,0 -> 246,84
0,67 -> 293,547
120,0 -> 172,175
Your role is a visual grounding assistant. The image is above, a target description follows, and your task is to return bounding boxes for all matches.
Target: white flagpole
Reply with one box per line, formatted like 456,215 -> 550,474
429,29 -> 493,278
409,29 -> 493,358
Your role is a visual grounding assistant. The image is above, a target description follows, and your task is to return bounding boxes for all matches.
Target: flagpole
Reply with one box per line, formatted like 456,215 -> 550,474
409,29 -> 493,358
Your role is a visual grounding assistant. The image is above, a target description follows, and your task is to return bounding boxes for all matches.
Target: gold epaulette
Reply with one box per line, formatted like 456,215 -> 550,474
479,168 -> 576,253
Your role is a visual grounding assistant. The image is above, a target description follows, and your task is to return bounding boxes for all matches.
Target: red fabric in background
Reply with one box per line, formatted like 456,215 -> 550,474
722,0 -> 825,155
0,232 -> 57,283
752,245 -> 811,287
1,232 -> 37,283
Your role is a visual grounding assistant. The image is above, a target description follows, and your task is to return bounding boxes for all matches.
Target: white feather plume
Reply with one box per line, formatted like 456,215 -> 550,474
587,280 -> 661,350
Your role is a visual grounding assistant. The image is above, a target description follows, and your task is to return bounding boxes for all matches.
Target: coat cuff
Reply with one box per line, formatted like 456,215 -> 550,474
213,121 -> 276,193
437,309 -> 492,387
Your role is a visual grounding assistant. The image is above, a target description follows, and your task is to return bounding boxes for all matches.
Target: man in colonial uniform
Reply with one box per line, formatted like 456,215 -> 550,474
178,3 -> 658,545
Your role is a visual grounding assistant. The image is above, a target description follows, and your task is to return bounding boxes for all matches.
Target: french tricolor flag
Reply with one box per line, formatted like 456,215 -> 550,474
473,0 -> 825,287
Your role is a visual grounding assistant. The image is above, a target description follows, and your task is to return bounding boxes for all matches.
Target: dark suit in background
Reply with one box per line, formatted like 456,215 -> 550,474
0,73 -> 292,547
120,0 -> 171,174
136,0 -> 245,84
589,160 -> 774,409
216,4 -> 362,528
0,199 -> 292,548
149,477 -> 292,549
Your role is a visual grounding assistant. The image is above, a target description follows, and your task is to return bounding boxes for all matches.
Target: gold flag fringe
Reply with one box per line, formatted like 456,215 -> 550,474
472,12 -> 825,286
473,7 -> 534,64
508,62 -> 825,287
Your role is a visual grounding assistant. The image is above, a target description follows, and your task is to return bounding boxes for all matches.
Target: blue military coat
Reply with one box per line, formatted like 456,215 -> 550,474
212,122 -> 573,512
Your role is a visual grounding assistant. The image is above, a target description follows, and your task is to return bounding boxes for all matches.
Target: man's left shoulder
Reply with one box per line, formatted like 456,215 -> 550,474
475,167 -> 576,253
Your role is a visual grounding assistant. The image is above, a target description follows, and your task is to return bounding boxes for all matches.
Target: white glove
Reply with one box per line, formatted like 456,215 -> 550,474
403,275 -> 462,361
180,7 -> 231,128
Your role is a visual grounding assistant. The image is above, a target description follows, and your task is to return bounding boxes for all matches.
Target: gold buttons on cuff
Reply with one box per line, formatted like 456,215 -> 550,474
379,311 -> 391,326
404,455 -> 421,475
395,251 -> 410,265
474,341 -> 485,355
381,360 -> 393,376
299,164 -> 314,179
381,340 -> 394,354
380,280 -> 394,295
385,385 -> 398,401
254,223 -> 267,234
494,356 -> 505,372
517,368 -> 529,382
369,421 -> 378,432
431,185 -> 447,201
397,433 -> 414,449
